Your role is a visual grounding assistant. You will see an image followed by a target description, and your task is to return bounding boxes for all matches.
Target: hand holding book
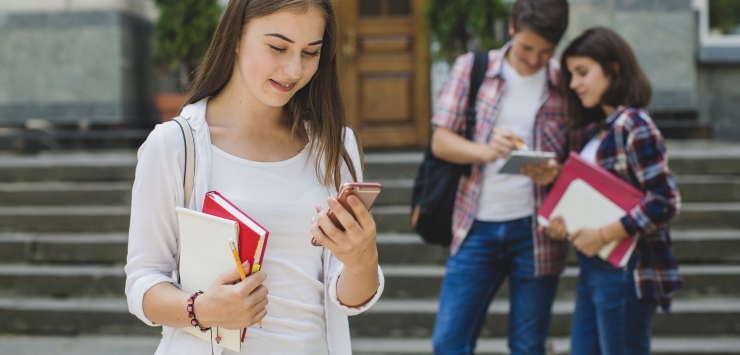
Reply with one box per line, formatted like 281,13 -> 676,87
196,268 -> 268,330
175,191 -> 270,351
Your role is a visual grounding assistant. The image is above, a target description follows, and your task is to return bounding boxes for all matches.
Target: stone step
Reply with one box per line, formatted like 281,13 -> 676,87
0,265 -> 124,298
654,119 -> 713,140
3,140 -> 740,183
2,229 -> 739,266
0,152 -> 136,182
362,142 -> 740,180
3,297 -> 738,337
376,230 -> 740,266
0,298 -> 156,335
0,233 -> 128,264
380,265 -> 740,300
0,335 -> 161,355
348,299 -> 740,338
1,336 -> 738,355
370,203 -> 740,234
676,176 -> 740,202
1,262 -> 737,301
0,128 -> 150,153
0,174 -> 734,208
375,175 -> 740,206
0,182 -> 132,206
352,337 -> 740,355
0,206 -> 130,233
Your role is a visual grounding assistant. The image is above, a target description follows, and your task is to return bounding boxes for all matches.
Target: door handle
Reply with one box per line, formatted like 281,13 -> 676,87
343,28 -> 357,60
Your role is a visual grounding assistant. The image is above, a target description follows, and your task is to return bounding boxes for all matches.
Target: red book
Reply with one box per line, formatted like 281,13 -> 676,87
202,191 -> 269,341
537,152 -> 645,267
202,191 -> 269,275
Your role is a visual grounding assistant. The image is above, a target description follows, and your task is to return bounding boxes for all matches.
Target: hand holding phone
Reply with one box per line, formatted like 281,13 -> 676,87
312,182 -> 382,246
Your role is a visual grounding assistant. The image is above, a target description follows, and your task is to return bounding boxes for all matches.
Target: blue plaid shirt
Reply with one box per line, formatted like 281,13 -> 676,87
592,106 -> 683,311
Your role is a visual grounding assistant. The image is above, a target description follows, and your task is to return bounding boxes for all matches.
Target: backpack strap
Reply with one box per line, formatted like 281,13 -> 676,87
464,51 -> 489,141
172,116 -> 195,208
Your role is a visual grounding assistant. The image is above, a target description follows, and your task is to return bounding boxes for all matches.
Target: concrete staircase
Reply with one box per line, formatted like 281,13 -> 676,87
1,140 -> 740,354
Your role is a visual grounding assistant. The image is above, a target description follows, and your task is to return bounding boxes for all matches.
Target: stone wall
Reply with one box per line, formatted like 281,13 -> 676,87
565,0 -> 698,114
698,65 -> 740,140
0,1 -> 159,127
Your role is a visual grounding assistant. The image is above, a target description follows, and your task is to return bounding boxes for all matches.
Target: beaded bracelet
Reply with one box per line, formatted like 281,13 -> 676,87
186,291 -> 211,333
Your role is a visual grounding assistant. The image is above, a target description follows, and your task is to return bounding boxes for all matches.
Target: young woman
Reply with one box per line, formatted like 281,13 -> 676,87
124,1 -> 384,354
547,27 -> 683,354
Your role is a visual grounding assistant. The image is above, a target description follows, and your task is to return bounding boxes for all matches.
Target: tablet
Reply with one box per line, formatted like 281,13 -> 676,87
498,150 -> 556,174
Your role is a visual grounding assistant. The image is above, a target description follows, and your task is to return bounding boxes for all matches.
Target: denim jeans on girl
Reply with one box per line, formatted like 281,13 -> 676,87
570,252 -> 658,355
432,217 -> 560,355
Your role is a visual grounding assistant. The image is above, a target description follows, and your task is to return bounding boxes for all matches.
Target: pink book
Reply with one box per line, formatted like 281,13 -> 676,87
538,152 -> 645,267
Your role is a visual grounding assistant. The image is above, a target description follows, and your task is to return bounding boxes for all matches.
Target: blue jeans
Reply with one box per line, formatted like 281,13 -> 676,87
432,218 -> 560,355
570,253 -> 658,355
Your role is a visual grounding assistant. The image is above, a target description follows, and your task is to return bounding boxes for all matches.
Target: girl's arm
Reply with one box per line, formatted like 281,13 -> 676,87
618,111 -> 681,236
567,112 -> 680,256
125,124 -> 266,330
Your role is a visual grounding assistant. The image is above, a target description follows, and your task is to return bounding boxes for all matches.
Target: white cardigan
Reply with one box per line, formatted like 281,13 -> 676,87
124,99 -> 384,355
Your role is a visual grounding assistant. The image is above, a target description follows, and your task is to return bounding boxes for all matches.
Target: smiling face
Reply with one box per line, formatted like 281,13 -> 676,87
566,56 -> 611,109
232,8 -> 325,108
506,24 -> 557,76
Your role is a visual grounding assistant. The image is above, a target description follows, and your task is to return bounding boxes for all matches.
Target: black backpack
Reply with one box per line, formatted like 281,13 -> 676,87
410,51 -> 489,246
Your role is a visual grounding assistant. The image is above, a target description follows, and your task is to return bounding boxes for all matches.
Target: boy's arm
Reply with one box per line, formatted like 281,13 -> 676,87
431,127 -> 499,164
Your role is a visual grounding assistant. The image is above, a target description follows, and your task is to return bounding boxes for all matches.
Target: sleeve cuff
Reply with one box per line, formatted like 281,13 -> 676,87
327,264 -> 385,316
126,274 -> 179,326
620,213 -> 642,237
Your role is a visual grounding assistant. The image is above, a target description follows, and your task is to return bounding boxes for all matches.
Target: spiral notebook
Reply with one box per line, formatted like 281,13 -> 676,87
175,206 -> 243,352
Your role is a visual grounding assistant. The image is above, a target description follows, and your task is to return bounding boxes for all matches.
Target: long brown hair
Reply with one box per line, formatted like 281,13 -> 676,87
560,27 -> 652,128
186,0 -> 361,190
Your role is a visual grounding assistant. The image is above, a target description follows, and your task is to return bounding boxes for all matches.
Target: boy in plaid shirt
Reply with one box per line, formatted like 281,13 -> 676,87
429,1 -> 589,354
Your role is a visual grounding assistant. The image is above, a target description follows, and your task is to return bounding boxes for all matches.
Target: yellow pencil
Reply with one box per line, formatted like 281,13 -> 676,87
251,239 -> 263,328
229,239 -> 247,280
230,239 -> 262,328
493,127 -> 530,150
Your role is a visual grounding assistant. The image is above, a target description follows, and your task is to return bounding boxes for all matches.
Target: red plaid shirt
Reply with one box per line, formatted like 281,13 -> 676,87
431,44 -> 591,276
597,106 -> 683,311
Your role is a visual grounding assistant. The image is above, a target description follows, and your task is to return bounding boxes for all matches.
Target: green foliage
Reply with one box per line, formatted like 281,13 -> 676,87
425,0 -> 510,63
154,0 -> 223,75
709,0 -> 740,35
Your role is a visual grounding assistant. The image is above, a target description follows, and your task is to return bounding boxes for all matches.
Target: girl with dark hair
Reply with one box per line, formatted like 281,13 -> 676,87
548,27 -> 683,355
124,1 -> 384,354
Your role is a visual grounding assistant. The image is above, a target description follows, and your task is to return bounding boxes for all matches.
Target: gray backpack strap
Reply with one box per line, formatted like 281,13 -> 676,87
172,116 -> 195,208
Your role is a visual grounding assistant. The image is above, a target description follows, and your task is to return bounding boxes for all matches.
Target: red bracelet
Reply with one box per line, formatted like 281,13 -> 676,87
186,291 -> 211,333
598,228 -> 608,244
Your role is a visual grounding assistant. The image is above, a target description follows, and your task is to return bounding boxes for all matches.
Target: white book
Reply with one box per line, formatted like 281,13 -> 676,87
546,178 -> 631,261
175,206 -> 242,352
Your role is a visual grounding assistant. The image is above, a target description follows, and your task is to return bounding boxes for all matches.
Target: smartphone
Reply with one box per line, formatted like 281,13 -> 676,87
327,182 -> 383,230
312,182 -> 383,246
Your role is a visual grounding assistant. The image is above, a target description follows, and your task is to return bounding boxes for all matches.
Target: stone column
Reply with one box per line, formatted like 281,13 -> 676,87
0,0 -> 159,128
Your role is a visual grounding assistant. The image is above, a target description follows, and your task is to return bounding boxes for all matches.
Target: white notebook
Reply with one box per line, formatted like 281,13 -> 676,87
175,206 -> 242,352
546,178 -> 627,260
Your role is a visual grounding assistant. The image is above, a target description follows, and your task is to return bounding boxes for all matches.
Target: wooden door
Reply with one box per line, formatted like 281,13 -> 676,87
334,0 -> 431,149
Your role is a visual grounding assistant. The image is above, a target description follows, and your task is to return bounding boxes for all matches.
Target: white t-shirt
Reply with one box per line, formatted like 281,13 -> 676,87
209,144 -> 330,355
476,59 -> 547,222
580,134 -> 602,164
